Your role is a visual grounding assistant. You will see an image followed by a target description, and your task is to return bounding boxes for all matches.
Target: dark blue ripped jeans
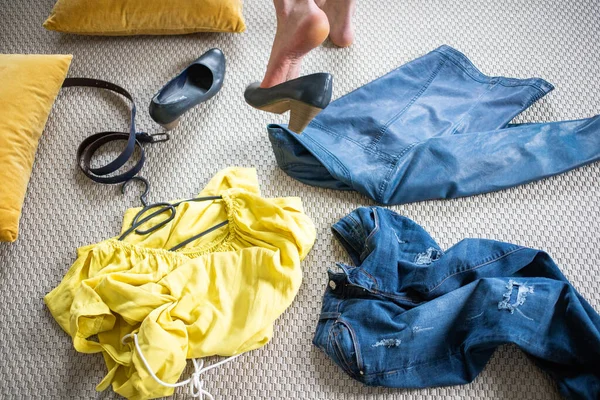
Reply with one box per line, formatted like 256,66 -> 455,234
268,45 -> 600,205
313,207 -> 600,399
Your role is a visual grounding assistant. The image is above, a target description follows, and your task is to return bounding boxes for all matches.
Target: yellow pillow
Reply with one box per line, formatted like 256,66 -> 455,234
43,0 -> 246,35
0,54 -> 72,242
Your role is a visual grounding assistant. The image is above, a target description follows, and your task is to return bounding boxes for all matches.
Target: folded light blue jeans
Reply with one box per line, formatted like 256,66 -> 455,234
313,207 -> 600,399
268,46 -> 600,204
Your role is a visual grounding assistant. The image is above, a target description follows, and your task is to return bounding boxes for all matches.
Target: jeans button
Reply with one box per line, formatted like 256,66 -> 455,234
329,280 -> 337,290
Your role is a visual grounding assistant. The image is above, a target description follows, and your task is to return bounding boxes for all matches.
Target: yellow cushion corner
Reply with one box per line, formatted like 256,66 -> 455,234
43,0 -> 246,36
0,54 -> 72,242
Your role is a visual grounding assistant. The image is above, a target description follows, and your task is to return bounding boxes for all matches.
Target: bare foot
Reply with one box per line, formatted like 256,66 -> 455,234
261,0 -> 330,88
318,0 -> 356,48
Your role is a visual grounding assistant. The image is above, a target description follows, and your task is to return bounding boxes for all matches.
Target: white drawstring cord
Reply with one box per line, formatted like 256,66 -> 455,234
121,333 -> 241,399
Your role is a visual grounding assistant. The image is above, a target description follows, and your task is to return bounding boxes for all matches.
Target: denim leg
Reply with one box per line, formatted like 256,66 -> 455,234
322,276 -> 600,399
372,45 -> 553,147
381,115 -> 600,204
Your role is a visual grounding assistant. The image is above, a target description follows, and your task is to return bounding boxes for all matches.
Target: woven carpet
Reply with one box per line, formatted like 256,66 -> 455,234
1,0 -> 599,398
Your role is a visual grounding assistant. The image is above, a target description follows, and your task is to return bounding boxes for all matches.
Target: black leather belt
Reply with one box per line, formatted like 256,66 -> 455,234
62,78 -> 168,184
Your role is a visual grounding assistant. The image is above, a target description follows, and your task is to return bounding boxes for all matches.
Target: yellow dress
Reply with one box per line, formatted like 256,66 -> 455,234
44,168 -> 316,399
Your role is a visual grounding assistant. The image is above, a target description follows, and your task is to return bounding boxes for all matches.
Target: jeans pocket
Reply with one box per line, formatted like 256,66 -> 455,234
329,320 -> 363,379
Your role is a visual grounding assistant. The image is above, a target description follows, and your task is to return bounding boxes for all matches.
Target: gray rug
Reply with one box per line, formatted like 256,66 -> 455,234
1,0 -> 599,398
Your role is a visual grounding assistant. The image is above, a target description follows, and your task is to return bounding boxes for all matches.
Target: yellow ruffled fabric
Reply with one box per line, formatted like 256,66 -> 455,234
45,168 -> 316,399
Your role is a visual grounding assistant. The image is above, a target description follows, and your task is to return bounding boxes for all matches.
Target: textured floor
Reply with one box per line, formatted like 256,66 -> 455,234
1,0 -> 599,399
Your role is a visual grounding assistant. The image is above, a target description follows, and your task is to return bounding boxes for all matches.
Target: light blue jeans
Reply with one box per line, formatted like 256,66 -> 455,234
268,45 -> 600,204
313,207 -> 600,399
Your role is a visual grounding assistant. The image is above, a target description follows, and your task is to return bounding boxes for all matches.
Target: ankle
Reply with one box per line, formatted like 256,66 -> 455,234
273,0 -> 311,17
261,58 -> 294,88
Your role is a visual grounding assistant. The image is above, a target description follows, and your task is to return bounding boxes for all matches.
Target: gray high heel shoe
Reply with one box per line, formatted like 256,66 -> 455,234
149,48 -> 226,130
244,73 -> 333,133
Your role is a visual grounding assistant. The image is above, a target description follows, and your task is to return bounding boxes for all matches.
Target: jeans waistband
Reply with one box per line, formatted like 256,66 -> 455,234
325,268 -> 378,297
433,45 -> 554,93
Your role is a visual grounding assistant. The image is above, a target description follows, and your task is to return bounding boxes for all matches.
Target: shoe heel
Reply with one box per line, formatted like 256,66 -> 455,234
288,101 -> 322,133
159,118 -> 180,131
